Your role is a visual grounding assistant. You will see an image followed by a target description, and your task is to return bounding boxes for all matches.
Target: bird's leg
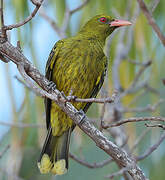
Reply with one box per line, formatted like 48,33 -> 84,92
67,89 -> 77,102
47,81 -> 56,93
75,109 -> 86,125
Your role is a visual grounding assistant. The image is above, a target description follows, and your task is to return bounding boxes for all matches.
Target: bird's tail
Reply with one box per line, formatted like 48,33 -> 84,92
38,127 -> 72,175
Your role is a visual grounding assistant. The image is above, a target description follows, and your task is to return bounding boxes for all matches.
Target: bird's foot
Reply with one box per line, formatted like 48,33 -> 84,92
47,81 -> 56,93
75,109 -> 86,125
67,95 -> 77,102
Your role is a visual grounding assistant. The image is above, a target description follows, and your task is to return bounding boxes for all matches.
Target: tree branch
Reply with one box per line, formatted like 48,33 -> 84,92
120,60 -> 152,98
137,0 -> 165,46
102,116 -> 165,128
0,120 -> 45,128
3,0 -> 44,31
0,0 -> 6,39
69,153 -> 113,169
145,123 -> 165,130
136,132 -> 165,161
131,129 -> 150,152
105,167 -> 130,179
39,8 -> 65,39
121,99 -> 165,113
70,0 -> 90,14
151,0 -> 160,12
0,145 -> 10,159
0,39 -> 147,180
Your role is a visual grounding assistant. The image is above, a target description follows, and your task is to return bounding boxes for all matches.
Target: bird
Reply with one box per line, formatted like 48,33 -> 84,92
38,14 -> 131,175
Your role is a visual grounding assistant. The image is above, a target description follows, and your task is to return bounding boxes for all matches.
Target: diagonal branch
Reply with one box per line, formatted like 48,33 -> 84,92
136,132 -> 165,161
131,129 -> 150,152
103,116 -> 165,128
0,145 -> 10,159
69,153 -> 113,169
105,167 -> 130,179
120,60 -> 152,98
3,0 -> 44,31
151,0 -> 160,12
121,99 -> 165,113
137,0 -> 165,46
61,0 -> 90,33
39,8 -> 65,39
70,0 -> 90,14
0,39 -> 147,180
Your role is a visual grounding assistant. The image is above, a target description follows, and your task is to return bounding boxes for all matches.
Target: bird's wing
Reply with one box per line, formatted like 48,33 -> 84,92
83,56 -> 107,113
45,40 -> 64,129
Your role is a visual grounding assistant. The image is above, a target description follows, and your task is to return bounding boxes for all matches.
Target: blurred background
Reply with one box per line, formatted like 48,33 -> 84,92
0,0 -> 165,179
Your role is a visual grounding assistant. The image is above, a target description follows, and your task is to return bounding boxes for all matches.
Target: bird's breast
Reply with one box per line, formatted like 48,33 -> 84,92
52,40 -> 106,109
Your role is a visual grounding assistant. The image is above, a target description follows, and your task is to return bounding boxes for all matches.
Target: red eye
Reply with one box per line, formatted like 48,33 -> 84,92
99,17 -> 107,23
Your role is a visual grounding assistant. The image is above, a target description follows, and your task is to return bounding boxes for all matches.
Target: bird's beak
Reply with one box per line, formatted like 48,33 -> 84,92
110,19 -> 132,27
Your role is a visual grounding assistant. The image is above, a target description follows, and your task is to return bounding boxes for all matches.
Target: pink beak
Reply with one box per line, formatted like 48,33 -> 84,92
110,19 -> 132,27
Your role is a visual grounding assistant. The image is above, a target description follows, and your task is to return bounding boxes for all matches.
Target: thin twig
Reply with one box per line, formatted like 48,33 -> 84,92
15,75 -> 43,97
61,0 -> 90,34
120,60 -> 152,98
30,0 -> 41,6
69,135 -> 128,169
144,84 -> 160,95
69,97 -> 115,104
103,116 -> 165,129
0,0 -> 6,38
39,8 -> 65,38
137,0 -> 165,46
40,0 -> 90,38
0,145 -> 10,159
151,0 -> 160,12
105,167 -> 130,179
4,0 -> 44,31
70,0 -> 90,14
127,90 -> 146,107
136,132 -> 165,161
121,99 -> 165,113
17,64 -> 47,98
69,153 -> 113,169
145,123 -> 165,130
131,128 -> 150,152
126,59 -> 152,66
0,120 -> 45,128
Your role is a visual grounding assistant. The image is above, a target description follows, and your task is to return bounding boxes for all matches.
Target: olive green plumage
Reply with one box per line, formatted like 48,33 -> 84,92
38,14 -> 128,175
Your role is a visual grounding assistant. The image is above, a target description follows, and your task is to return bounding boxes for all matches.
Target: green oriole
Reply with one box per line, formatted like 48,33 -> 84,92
38,14 -> 131,175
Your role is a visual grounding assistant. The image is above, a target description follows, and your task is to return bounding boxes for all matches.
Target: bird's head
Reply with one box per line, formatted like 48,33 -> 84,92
79,14 -> 132,40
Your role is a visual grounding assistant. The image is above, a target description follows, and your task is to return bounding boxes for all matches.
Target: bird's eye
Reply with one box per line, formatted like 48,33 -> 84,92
99,17 -> 107,23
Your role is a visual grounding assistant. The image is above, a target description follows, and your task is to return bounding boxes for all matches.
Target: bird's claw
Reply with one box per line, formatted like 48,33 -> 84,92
75,109 -> 86,125
47,81 -> 56,93
67,95 -> 77,102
